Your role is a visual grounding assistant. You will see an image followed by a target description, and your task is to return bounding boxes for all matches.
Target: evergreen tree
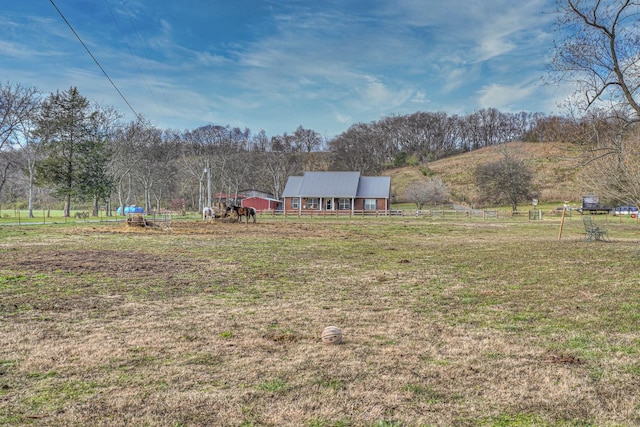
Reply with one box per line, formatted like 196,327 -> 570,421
35,87 -> 113,217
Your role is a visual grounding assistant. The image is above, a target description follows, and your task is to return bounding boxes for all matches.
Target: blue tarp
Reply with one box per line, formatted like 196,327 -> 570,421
117,205 -> 144,215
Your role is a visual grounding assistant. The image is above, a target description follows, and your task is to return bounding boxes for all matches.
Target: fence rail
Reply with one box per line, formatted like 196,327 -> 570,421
415,209 -> 500,219
256,208 -> 566,220
260,209 -> 404,217
258,208 -> 537,219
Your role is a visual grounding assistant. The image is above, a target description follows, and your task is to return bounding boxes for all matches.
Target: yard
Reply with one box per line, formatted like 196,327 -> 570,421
1,216 -> 639,426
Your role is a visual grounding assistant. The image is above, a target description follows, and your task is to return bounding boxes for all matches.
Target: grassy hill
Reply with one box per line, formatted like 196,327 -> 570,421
385,141 -> 588,207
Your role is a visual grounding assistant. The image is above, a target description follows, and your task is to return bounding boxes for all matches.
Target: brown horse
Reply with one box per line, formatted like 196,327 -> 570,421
225,205 -> 256,223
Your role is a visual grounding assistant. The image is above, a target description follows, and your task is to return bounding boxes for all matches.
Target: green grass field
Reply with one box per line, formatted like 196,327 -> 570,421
1,216 -> 639,426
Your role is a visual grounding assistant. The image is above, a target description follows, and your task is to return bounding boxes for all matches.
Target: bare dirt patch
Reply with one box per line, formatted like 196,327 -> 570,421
9,249 -> 194,277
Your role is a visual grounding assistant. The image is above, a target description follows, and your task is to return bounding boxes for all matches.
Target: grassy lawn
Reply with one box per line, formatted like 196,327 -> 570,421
0,215 -> 639,426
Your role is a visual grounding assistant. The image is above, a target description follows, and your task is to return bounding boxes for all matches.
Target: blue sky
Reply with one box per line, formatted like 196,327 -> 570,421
2,0 -> 569,138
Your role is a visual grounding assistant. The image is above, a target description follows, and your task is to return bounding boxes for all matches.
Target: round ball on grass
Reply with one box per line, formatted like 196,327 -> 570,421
321,326 -> 343,345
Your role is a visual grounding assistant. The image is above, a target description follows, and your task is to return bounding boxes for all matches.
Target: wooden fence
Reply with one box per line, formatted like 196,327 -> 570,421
260,209 -> 404,217
258,209 -> 546,219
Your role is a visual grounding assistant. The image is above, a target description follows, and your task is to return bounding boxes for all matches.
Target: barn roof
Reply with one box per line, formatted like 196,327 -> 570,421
244,195 -> 281,203
282,172 -> 390,199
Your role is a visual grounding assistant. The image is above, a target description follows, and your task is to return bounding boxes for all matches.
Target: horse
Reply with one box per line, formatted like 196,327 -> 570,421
202,206 -> 217,222
225,205 -> 256,223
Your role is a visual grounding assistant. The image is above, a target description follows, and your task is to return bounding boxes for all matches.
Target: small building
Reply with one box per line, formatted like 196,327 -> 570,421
241,196 -> 281,212
281,171 -> 391,215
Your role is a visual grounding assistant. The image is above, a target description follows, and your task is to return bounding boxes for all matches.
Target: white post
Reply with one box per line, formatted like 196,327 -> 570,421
206,159 -> 211,209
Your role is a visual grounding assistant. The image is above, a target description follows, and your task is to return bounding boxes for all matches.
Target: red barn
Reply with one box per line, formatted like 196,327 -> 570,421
241,196 -> 281,212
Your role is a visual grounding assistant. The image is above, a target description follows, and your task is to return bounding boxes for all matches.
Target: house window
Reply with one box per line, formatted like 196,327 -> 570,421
338,198 -> 351,210
364,199 -> 377,210
291,198 -> 299,209
325,199 -> 332,210
306,198 -> 319,209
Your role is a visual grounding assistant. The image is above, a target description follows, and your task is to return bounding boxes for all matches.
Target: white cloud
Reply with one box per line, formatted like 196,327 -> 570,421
0,40 -> 31,58
362,77 -> 394,105
335,112 -> 352,124
441,67 -> 476,93
384,0 -> 555,63
194,51 -> 230,67
410,91 -> 428,104
477,83 -> 536,110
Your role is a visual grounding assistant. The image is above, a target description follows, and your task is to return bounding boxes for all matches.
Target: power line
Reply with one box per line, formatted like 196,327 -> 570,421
102,0 -> 163,113
102,0 -> 178,119
48,0 -> 141,120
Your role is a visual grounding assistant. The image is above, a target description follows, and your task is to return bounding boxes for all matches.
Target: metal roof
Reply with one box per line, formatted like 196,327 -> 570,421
300,171 -> 360,197
281,176 -> 304,198
356,176 -> 391,198
282,172 -> 390,199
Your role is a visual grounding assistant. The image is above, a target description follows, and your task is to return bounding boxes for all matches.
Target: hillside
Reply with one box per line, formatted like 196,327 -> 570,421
385,141 -> 588,206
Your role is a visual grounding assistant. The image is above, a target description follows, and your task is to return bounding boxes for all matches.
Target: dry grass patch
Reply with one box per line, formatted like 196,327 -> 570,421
417,141 -> 583,204
1,218 -> 639,426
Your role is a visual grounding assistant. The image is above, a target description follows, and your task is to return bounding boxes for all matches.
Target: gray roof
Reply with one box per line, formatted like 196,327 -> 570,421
282,171 -> 390,199
356,176 -> 391,198
281,176 -> 304,198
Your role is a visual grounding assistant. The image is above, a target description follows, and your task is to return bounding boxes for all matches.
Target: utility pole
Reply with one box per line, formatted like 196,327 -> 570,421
206,158 -> 212,209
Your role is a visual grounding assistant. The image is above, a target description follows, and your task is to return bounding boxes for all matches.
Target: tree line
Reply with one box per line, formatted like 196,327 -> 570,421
328,110 -> 575,175
0,82 -> 612,217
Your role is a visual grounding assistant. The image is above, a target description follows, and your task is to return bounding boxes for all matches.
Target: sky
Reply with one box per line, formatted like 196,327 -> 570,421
1,0 -> 571,139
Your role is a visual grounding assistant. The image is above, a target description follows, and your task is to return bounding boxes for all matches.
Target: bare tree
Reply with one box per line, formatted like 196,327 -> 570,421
251,129 -> 269,151
583,132 -> 640,206
0,82 -> 40,203
260,151 -> 304,200
0,83 -> 39,150
475,147 -> 537,212
133,127 -> 179,213
405,177 -> 450,209
270,133 -> 296,153
293,126 -> 323,152
17,121 -> 43,217
182,126 -> 221,211
110,119 -> 147,214
329,123 -> 388,174
551,0 -> 640,117
573,112 -> 640,206
550,1 -> 640,204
